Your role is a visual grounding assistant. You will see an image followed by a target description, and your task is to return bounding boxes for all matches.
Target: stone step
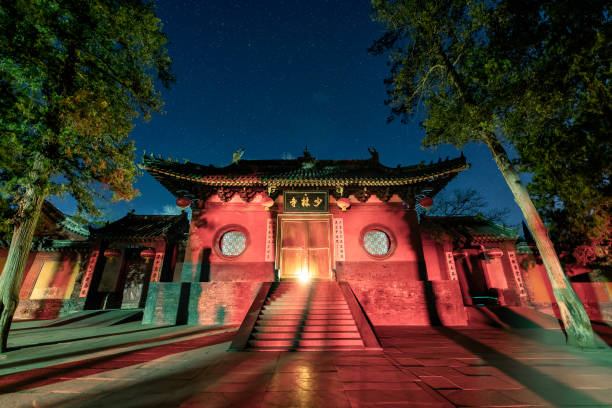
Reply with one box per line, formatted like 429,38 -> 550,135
267,296 -> 344,301
265,299 -> 346,304
256,318 -> 357,326
249,338 -> 364,348
263,304 -> 349,310
254,324 -> 358,332
260,309 -> 352,315
258,313 -> 354,320
266,313 -> 352,318
246,281 -> 366,351
252,331 -> 360,340
257,313 -> 353,324
248,346 -> 368,352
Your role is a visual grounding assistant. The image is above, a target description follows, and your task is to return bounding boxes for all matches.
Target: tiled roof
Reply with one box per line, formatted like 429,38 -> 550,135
34,239 -> 91,251
140,152 -> 470,197
91,212 -> 189,240
422,215 -> 518,242
39,201 -> 90,239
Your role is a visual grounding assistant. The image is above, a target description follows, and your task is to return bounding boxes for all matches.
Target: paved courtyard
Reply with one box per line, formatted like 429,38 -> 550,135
1,320 -> 611,407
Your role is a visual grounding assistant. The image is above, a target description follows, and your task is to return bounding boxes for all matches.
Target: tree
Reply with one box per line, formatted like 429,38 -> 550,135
497,1 -> 611,271
370,0 -> 609,347
0,0 -> 173,352
428,187 -> 510,225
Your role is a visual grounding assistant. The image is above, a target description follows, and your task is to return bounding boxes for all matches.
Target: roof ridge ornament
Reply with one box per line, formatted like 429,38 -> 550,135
299,145 -> 317,169
232,148 -> 245,164
368,147 -> 379,163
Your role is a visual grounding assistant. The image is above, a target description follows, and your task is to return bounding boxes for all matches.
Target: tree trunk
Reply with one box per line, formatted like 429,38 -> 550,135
483,133 -> 596,348
0,191 -> 45,352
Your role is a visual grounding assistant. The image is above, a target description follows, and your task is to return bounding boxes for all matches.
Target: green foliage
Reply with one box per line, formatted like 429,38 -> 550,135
494,1 -> 612,266
369,0 -> 494,147
0,197 -> 14,240
370,0 -> 610,266
0,0 -> 174,219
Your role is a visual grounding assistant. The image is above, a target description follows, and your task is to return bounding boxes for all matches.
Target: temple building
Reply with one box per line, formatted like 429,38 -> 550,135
0,201 -> 90,319
3,150 -> 611,350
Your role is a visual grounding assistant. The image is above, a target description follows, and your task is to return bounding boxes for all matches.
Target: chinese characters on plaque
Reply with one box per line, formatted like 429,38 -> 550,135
283,191 -> 329,212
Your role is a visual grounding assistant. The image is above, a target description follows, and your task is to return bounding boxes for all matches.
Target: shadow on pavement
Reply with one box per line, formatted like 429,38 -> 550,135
434,326 -> 604,407
0,328 -> 236,393
51,351 -> 281,408
0,326 -> 233,370
591,321 -> 612,346
8,324 -> 170,351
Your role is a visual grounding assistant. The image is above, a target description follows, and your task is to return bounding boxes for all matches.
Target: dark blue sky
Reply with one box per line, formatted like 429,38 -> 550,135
51,0 -> 525,228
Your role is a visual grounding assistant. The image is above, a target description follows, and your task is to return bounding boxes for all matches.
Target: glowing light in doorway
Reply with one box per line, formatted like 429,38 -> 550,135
297,267 -> 311,283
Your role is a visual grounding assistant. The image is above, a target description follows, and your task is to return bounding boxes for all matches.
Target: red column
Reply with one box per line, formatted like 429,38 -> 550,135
420,232 -> 444,280
150,241 -> 166,282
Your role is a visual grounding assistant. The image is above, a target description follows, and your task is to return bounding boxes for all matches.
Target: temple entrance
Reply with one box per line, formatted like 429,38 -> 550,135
277,214 -> 332,281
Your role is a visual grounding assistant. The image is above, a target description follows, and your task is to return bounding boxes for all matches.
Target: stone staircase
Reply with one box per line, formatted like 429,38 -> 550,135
247,281 -> 366,351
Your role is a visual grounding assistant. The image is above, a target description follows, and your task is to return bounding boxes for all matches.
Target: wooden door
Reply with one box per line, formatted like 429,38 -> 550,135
279,217 -> 331,280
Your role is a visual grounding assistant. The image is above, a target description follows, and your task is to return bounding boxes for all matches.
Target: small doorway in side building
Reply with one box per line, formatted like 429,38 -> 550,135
277,214 -> 332,281
455,251 -> 494,305
99,248 -> 153,309
119,249 -> 153,309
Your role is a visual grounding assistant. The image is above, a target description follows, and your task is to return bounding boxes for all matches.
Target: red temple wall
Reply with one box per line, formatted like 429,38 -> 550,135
330,198 -> 467,325
519,254 -> 612,322
0,249 -> 87,319
349,280 -> 467,326
182,194 -> 274,282
333,199 -> 423,281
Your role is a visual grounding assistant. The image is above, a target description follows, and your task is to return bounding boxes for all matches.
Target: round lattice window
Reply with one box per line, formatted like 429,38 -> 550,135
220,231 -> 247,256
363,230 -> 390,256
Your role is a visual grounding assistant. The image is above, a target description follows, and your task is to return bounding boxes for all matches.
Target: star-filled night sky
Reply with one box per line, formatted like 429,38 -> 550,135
50,0 -> 526,228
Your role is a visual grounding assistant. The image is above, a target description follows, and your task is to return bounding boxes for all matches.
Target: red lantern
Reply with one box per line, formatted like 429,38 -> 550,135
140,248 -> 155,263
419,197 -> 434,210
262,197 -> 275,211
176,197 -> 191,209
103,249 -> 121,259
336,197 -> 351,211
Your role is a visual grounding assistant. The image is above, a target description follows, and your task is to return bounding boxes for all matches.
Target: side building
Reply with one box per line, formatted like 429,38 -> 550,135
0,201 -> 90,319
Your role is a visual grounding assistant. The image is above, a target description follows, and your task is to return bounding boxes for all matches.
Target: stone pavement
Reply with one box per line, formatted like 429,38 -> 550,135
1,321 -> 611,407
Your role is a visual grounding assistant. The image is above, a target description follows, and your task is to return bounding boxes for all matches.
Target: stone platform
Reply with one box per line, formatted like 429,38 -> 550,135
0,319 -> 611,407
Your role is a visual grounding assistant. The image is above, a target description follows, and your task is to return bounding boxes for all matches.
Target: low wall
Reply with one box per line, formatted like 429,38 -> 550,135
187,282 -> 263,325
347,280 -> 467,326
15,298 -> 86,320
143,282 -> 188,325
143,281 -> 264,326
528,282 -> 612,323
571,282 -> 612,322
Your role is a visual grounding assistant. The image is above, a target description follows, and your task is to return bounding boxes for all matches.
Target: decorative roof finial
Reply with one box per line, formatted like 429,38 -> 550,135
300,146 -> 316,169
368,147 -> 379,163
232,148 -> 245,164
